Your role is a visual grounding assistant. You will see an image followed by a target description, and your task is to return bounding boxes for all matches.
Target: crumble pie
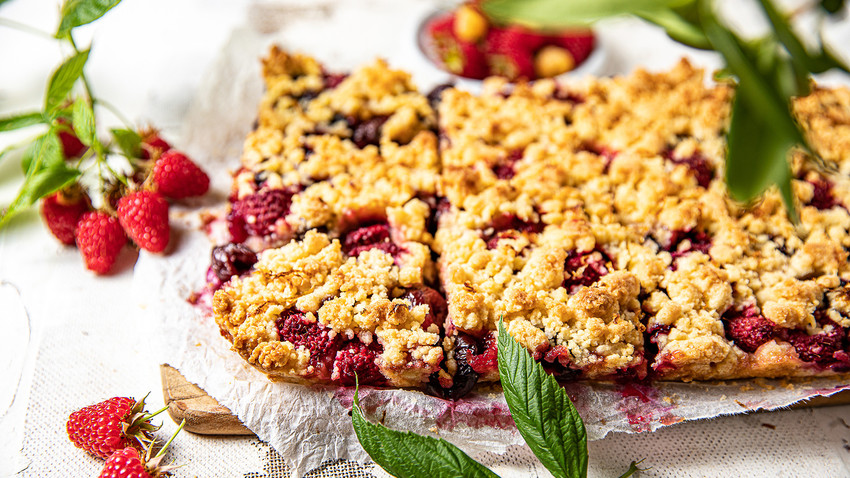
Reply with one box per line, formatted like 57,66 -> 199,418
209,47 -> 850,395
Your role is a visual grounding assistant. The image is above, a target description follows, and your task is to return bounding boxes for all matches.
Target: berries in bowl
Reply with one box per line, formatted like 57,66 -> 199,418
419,2 -> 599,82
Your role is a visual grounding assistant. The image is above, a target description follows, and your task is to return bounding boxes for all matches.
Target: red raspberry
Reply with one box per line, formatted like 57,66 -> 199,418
152,151 -> 210,199
75,211 -> 126,274
553,31 -> 595,65
67,396 -> 158,459
56,118 -> 87,158
117,191 -> 170,253
40,191 -> 88,245
485,26 -> 547,80
332,341 -> 385,386
98,448 -> 152,478
140,133 -> 171,160
428,13 -> 488,79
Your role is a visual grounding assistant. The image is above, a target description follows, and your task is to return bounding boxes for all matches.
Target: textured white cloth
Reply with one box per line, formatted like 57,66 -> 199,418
2,1 -> 850,477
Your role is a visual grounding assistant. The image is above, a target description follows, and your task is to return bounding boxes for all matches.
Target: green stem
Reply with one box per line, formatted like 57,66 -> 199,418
154,419 -> 185,459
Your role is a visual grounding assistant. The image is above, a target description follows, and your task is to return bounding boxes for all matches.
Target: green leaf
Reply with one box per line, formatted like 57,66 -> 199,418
755,0 -> 833,75
617,460 -> 645,478
637,8 -> 711,50
482,0 -> 693,28
21,131 -> 64,175
110,128 -> 141,158
1,163 -> 79,227
44,49 -> 90,112
726,92 -> 798,221
351,386 -> 498,478
71,97 -> 96,146
56,0 -> 121,38
0,112 -> 45,132
497,320 -> 587,478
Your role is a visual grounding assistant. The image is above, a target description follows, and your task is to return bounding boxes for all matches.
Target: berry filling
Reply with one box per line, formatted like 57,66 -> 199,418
665,228 -> 712,267
352,115 -> 389,149
491,148 -> 523,180
467,334 -> 498,374
552,88 -> 585,104
806,177 -> 841,210
722,305 -> 776,353
482,213 -> 544,249
341,222 -> 405,259
276,309 -> 343,379
228,188 -> 297,241
417,194 -> 451,236
332,340 -> 385,386
426,83 -> 455,110
663,149 -> 714,188
578,143 -> 617,172
563,248 -> 611,293
323,71 -> 348,89
398,286 -> 448,330
542,345 -> 582,381
778,312 -> 850,370
211,243 -> 258,283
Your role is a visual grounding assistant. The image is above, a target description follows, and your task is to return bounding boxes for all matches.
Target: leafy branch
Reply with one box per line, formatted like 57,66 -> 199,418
483,0 -> 850,221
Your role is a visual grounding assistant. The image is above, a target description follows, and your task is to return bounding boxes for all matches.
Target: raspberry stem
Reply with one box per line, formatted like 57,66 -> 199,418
153,419 -> 185,460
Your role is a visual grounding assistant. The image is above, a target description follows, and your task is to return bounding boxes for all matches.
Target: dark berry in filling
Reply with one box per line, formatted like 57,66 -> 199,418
564,248 -> 611,292
352,115 -> 389,149
665,228 -> 712,267
276,308 -> 343,379
228,188 -> 296,239
342,222 -> 405,259
542,346 -> 582,381
426,83 -> 454,110
722,305 -> 776,353
664,149 -> 714,188
491,149 -> 524,180
482,213 -> 543,249
211,243 -> 258,283
416,194 -> 451,236
778,315 -> 849,369
332,340 -> 385,386
399,286 -> 447,330
806,177 -> 840,210
322,72 -> 348,89
467,334 -> 498,374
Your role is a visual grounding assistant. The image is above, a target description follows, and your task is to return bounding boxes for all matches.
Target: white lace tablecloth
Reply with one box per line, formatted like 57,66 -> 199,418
2,1 -> 850,477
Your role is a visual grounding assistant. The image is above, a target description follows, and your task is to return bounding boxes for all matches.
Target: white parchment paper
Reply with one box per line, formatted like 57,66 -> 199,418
134,4 -> 850,476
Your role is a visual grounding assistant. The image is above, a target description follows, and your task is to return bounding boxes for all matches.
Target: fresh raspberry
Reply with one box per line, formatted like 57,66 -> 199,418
276,309 -> 342,379
152,151 -> 210,199
486,26 -> 547,80
211,243 -> 258,283
399,286 -> 447,330
564,248 -> 611,292
332,341 -> 384,386
56,118 -> 87,158
97,448 -> 153,478
140,133 -> 171,160
40,191 -> 88,245
117,191 -> 170,253
228,188 -> 295,239
428,13 -> 488,79
342,222 -> 405,259
723,306 -> 776,353
75,212 -> 126,274
67,396 -> 158,459
553,31 -> 595,65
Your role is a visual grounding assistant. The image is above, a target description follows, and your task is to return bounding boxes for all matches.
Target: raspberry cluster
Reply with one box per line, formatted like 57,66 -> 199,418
425,2 -> 595,81
40,128 -> 210,275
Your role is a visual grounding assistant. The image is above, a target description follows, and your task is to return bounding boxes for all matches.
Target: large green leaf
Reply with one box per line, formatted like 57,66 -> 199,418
55,0 -> 121,38
1,163 -> 79,227
351,386 -> 498,478
483,0 -> 694,28
497,320 -> 587,478
637,8 -> 711,49
110,128 -> 141,158
44,49 -> 90,112
21,131 -> 63,175
0,112 -> 45,132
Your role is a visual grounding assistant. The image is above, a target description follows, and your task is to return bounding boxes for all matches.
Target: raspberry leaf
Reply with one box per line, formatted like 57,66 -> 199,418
351,385 -> 498,478
56,0 -> 121,39
71,98 -> 96,147
110,128 -> 142,158
21,131 -> 63,175
44,49 -> 90,112
497,319 -> 587,478
0,112 -> 45,132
